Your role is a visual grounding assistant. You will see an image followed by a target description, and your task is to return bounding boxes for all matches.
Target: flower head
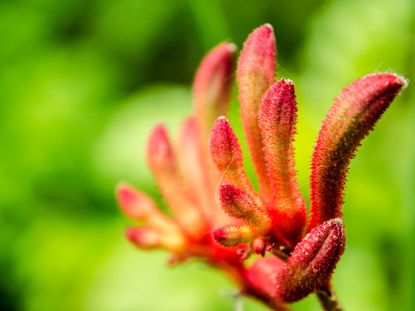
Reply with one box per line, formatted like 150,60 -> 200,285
117,24 -> 406,309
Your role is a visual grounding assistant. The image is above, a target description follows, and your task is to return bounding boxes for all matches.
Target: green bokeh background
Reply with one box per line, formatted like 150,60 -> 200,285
1,0 -> 414,310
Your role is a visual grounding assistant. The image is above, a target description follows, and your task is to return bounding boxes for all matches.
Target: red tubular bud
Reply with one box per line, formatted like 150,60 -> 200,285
117,184 -> 186,249
209,117 -> 253,192
193,42 -> 236,142
237,23 -> 276,200
117,183 -> 153,220
219,184 -> 271,234
258,79 -> 306,244
178,117 -> 215,222
146,124 -> 207,237
126,227 -> 161,250
213,225 -> 254,247
276,218 -> 345,302
309,73 -> 407,231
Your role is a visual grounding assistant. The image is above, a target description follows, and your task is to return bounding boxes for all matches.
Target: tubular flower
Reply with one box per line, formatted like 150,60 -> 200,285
117,24 -> 407,310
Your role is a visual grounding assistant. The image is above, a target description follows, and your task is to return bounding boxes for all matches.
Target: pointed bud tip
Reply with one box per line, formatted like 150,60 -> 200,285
256,23 -> 274,35
222,42 -> 237,53
148,124 -> 170,155
116,183 -> 138,211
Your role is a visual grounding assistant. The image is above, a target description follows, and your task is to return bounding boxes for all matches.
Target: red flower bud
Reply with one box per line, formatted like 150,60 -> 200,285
258,79 -> 306,244
147,125 -> 207,237
209,117 -> 253,192
276,218 -> 345,302
237,24 -> 276,199
219,184 -> 271,234
309,73 -> 407,230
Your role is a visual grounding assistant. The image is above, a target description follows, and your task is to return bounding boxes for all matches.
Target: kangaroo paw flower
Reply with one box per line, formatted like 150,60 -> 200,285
147,124 -> 207,237
117,23 -> 407,311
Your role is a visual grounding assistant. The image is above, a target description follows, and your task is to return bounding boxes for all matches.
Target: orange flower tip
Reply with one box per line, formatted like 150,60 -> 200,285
309,72 -> 407,230
276,218 -> 345,302
219,184 -> 271,232
116,183 -> 142,218
147,124 -> 174,168
212,225 -> 254,247
125,227 -> 160,250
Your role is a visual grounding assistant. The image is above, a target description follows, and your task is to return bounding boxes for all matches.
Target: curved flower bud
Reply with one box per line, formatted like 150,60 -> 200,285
147,124 -> 206,237
209,117 -> 253,192
259,79 -> 306,244
237,23 -> 276,200
276,218 -> 345,302
309,73 -> 407,230
178,117 -> 215,222
219,184 -> 271,234
193,42 -> 236,142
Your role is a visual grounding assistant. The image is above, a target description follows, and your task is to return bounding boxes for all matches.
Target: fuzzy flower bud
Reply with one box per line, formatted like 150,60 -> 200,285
276,218 -> 345,302
237,23 -> 276,199
259,79 -> 306,244
309,73 -> 407,230
219,184 -> 271,234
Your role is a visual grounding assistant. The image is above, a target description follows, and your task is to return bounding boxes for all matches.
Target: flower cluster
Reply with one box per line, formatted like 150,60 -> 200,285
117,24 -> 406,310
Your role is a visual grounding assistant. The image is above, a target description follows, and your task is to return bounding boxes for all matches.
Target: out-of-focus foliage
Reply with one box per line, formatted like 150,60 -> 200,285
0,0 -> 414,310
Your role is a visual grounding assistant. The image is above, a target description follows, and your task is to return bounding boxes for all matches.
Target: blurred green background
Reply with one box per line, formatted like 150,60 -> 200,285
1,0 -> 414,310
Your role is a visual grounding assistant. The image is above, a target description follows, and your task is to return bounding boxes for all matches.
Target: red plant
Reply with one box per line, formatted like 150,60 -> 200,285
117,24 -> 407,310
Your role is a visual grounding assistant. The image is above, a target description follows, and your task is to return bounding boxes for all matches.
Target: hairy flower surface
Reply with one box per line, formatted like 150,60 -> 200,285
117,24 -> 406,310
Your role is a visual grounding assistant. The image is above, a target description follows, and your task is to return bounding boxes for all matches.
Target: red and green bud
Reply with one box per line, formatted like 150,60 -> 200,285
209,117 -> 253,192
147,124 -> 207,237
237,23 -> 276,200
276,218 -> 345,302
309,73 -> 407,231
219,184 -> 271,234
258,79 -> 306,244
